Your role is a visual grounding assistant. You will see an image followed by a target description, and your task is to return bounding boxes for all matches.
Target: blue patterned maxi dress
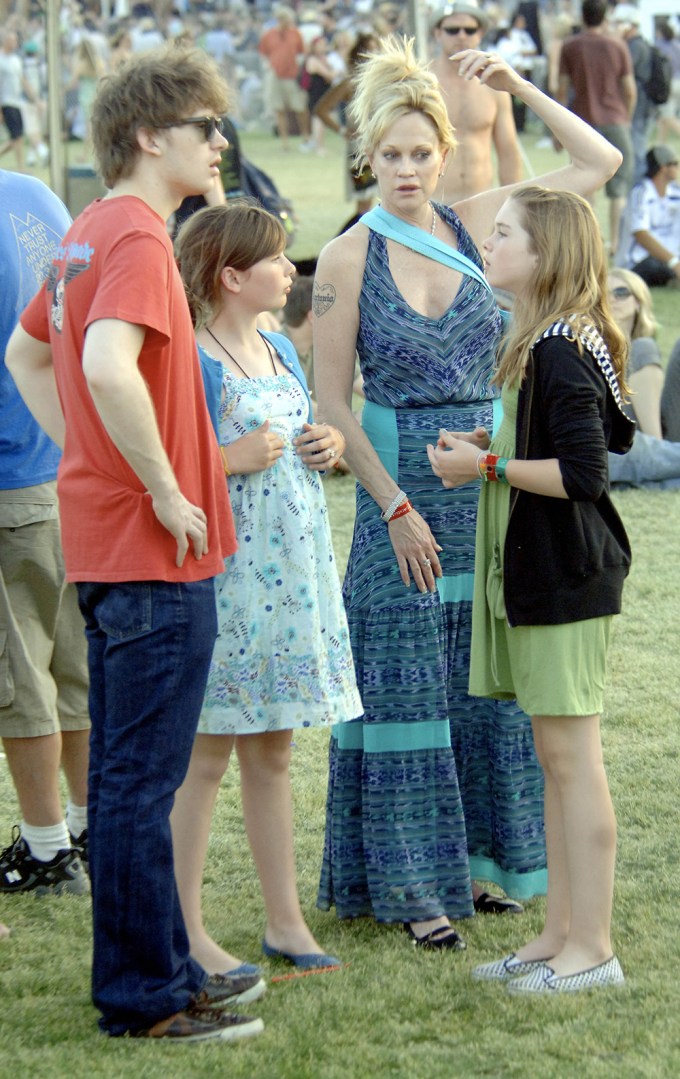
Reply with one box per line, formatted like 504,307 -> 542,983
317,205 -> 547,924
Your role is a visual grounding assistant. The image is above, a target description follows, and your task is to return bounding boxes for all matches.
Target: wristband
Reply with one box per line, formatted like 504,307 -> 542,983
478,452 -> 500,482
220,446 -> 231,476
386,499 -> 413,522
495,457 -> 510,485
478,453 -> 511,485
668,255 -> 679,269
381,490 -> 408,522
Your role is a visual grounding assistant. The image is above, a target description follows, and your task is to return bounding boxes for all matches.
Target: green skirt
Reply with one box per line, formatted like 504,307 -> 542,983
469,382 -> 612,717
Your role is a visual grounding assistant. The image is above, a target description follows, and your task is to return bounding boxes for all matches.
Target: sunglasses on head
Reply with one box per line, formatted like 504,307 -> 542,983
161,115 -> 223,140
609,286 -> 632,299
441,24 -> 480,35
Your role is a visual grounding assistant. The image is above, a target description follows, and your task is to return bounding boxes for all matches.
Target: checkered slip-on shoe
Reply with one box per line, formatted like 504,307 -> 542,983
472,953 -> 549,981
507,956 -> 625,995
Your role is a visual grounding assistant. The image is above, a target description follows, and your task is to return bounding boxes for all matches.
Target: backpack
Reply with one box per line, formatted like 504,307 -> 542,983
239,156 -> 296,246
644,45 -> 672,105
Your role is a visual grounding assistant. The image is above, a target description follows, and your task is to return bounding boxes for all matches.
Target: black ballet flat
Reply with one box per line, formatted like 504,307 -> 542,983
473,891 -> 524,915
404,923 -> 467,951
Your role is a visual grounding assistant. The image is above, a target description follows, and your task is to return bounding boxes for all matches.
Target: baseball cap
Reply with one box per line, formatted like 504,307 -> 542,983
431,3 -> 489,33
646,145 -> 679,175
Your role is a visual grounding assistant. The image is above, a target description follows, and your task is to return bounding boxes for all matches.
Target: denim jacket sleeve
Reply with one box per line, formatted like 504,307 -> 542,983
260,330 -> 314,423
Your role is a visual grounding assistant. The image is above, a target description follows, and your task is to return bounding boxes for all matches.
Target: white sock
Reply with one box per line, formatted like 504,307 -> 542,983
21,821 -> 71,862
65,802 -> 88,838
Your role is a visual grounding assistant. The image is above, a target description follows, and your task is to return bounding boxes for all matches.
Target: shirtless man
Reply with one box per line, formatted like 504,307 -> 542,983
430,3 -> 523,203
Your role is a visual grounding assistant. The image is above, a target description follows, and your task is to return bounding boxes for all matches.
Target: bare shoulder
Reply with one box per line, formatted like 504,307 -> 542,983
317,225 -> 369,274
313,226 -> 369,317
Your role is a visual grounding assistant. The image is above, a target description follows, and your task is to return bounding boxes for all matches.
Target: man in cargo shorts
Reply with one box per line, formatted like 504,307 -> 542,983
0,168 -> 89,915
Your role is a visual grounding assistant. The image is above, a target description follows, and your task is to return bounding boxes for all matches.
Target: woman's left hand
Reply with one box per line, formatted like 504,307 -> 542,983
427,430 -> 482,488
294,421 -> 346,471
452,48 -> 525,95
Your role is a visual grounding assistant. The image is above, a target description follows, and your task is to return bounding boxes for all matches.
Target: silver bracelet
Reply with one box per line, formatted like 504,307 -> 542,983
380,490 -> 408,522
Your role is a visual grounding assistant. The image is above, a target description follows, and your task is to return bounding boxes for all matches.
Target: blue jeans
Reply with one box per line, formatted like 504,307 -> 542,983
76,579 -> 218,1036
609,433 -> 680,487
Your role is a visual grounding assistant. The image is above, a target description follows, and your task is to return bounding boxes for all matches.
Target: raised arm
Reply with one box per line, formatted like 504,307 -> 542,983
492,91 -> 523,187
313,230 -> 443,593
453,49 -> 623,248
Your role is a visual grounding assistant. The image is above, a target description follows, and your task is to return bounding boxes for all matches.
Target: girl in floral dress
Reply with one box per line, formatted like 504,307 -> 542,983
172,203 -> 361,977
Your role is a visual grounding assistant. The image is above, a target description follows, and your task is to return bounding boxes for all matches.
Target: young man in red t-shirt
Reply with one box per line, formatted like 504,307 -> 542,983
7,46 -> 264,1045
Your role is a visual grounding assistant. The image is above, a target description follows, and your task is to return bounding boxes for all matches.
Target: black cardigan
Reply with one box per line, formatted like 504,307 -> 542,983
504,323 -> 635,627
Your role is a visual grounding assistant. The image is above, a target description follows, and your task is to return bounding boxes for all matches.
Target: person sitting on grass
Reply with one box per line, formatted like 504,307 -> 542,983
606,268 -> 680,486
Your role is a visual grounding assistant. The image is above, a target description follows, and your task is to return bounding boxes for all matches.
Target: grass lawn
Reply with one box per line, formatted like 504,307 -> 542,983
1,129 -> 680,1077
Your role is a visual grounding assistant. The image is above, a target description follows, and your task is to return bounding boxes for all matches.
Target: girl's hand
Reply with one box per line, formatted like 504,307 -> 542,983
386,508 -> 443,593
436,425 -> 490,451
452,48 -> 525,96
222,420 -> 284,475
427,432 -> 482,489
294,421 -> 346,472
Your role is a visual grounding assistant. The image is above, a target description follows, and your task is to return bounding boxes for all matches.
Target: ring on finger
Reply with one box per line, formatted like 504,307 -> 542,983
421,557 -> 432,567
327,448 -> 336,460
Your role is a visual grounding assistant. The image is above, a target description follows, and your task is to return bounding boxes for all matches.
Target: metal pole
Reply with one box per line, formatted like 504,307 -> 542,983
407,0 -> 429,60
46,0 -> 66,202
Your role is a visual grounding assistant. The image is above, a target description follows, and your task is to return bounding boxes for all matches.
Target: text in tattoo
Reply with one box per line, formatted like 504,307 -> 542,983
312,283 -> 336,317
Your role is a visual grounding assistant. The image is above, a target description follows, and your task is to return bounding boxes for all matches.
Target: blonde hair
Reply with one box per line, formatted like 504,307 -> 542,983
175,201 -> 286,329
607,267 -> 658,340
349,36 -> 457,169
494,186 -> 629,394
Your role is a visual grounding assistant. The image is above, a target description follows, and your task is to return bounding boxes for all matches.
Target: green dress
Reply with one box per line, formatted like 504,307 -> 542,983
470,381 -> 612,718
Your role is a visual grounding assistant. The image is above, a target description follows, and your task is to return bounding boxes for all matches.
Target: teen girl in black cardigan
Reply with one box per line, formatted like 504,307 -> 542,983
428,186 -> 634,994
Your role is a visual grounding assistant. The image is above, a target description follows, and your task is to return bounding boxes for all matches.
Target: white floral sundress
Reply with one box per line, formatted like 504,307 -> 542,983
199,352 -> 362,734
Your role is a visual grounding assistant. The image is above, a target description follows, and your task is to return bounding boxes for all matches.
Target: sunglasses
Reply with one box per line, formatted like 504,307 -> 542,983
161,115 -> 224,140
440,24 -> 481,35
609,286 -> 632,299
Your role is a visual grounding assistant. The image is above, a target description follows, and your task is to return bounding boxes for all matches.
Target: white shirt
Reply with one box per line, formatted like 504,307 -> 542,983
0,52 -> 23,107
616,177 -> 680,266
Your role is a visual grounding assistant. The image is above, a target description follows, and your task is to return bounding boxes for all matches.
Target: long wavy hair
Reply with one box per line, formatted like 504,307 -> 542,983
494,186 -> 629,395
348,36 -> 457,170
608,267 -> 658,340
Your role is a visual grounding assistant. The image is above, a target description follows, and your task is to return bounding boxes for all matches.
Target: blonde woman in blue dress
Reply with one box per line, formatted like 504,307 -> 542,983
172,202 -> 361,977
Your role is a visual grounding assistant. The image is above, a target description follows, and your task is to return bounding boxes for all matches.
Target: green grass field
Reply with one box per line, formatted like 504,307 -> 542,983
1,130 -> 679,1077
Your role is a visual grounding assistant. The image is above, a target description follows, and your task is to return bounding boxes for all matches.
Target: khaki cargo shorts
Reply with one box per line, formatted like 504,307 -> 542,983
0,485 -> 89,738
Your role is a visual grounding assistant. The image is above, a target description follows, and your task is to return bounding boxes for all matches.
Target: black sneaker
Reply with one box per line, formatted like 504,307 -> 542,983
68,828 -> 89,872
0,826 -> 90,896
131,1006 -> 264,1043
192,971 -> 267,1009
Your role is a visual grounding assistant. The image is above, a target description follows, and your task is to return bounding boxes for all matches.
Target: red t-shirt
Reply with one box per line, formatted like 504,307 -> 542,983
258,26 -> 304,79
21,195 -> 236,582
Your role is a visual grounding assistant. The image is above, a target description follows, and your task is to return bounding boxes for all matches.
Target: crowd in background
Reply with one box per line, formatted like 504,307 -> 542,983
2,1 -> 679,160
